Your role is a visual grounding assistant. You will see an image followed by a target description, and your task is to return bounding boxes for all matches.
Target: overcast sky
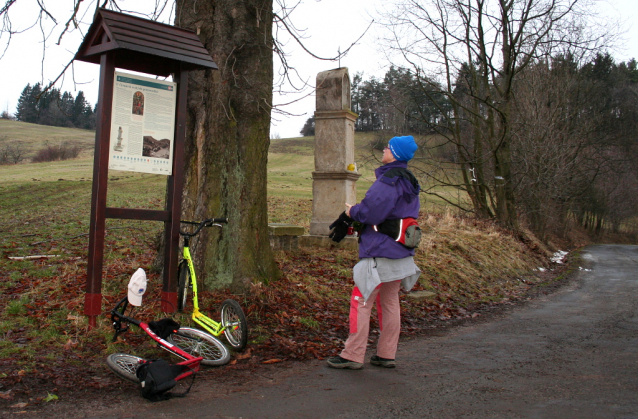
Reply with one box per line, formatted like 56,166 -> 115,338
0,0 -> 636,139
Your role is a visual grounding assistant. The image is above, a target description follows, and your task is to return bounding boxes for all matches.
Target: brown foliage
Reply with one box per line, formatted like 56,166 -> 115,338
31,142 -> 81,163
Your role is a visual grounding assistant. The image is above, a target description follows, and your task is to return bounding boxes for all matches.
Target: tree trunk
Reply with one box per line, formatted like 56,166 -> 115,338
494,133 -> 518,229
175,0 -> 279,290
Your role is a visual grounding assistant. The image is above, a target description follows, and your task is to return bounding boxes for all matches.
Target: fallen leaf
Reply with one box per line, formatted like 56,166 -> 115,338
43,393 -> 58,402
63,339 -> 78,351
235,348 -> 252,360
11,402 -> 28,408
0,390 -> 13,400
262,359 -> 282,364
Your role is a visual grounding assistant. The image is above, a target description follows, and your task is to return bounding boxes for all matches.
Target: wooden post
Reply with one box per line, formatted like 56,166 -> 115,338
85,49 -> 115,328
161,64 -> 189,312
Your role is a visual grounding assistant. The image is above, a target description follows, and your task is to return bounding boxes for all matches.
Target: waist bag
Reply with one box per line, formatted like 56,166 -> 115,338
373,218 -> 422,249
136,359 -> 193,402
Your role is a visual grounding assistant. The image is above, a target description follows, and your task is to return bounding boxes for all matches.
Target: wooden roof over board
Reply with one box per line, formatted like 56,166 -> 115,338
74,8 -> 217,76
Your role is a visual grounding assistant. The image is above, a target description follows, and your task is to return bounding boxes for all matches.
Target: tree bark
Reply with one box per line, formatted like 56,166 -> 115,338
175,0 -> 279,290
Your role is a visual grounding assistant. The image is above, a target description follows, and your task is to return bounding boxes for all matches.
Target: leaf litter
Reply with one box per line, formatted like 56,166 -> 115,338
0,209 -> 570,410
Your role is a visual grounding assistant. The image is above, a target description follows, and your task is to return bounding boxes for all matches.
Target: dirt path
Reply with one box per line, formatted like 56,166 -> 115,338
9,244 -> 638,418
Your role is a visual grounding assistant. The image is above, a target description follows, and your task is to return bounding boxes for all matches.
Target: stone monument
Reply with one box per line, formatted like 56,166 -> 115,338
309,68 -> 360,236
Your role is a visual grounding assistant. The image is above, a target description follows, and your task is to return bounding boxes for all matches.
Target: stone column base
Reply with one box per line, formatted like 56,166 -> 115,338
268,224 -> 305,251
310,171 -> 361,236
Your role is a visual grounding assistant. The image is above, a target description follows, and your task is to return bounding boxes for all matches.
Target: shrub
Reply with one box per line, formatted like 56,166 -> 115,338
32,142 -> 82,163
0,138 -> 25,164
0,144 -> 8,164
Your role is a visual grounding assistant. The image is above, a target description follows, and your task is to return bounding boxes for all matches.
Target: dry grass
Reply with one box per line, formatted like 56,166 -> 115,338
414,211 -> 551,306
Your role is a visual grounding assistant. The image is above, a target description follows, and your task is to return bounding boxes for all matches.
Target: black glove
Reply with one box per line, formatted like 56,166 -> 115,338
328,211 -> 353,243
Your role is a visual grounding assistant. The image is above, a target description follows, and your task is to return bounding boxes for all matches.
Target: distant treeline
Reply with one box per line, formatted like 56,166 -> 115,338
14,83 -> 96,130
301,56 -> 638,139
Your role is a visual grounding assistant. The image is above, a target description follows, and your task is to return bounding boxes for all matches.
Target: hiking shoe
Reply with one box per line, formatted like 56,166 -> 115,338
327,356 -> 363,370
370,355 -> 396,368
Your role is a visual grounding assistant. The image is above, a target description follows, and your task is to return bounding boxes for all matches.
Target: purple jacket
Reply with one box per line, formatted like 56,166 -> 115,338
350,161 -> 420,259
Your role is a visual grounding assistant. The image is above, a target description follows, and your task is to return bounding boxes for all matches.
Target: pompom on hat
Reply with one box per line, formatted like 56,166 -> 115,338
388,136 -> 418,162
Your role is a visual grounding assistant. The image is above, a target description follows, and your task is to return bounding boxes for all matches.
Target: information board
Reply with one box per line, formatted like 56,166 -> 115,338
109,71 -> 177,175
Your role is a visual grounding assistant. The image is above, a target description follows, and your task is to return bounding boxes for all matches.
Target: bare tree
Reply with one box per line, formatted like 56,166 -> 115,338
7,141 -> 25,163
509,57 -> 599,238
0,136 -> 8,164
172,0 -> 280,289
172,0 -> 364,289
378,0 -> 611,229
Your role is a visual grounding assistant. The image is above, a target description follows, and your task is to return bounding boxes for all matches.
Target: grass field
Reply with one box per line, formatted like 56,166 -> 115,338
0,119 -> 458,223
0,119 -> 95,160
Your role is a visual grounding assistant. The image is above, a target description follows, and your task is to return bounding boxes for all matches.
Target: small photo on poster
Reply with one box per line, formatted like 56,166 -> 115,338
132,91 -> 145,116
113,125 -> 128,153
142,136 -> 171,159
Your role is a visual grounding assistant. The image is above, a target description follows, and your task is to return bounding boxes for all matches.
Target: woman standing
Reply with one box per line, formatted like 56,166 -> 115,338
327,135 -> 421,369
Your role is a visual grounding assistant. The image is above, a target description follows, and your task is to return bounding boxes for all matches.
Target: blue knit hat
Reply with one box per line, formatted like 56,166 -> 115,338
388,136 -> 417,161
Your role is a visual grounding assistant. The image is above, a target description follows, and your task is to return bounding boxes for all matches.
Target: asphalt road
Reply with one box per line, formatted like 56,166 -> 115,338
33,244 -> 638,418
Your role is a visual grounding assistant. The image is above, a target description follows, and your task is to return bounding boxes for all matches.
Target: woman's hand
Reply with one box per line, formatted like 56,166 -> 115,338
345,203 -> 353,217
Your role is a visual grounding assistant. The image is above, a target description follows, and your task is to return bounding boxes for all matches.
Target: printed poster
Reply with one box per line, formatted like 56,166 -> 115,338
108,71 -> 176,175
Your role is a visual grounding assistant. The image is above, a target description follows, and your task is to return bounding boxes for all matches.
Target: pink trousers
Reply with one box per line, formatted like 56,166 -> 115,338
340,280 -> 401,363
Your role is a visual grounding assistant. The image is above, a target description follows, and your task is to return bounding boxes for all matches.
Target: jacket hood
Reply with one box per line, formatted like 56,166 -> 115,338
375,161 -> 420,202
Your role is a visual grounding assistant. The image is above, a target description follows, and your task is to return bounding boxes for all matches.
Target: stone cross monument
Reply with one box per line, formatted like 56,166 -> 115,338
309,68 -> 361,236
